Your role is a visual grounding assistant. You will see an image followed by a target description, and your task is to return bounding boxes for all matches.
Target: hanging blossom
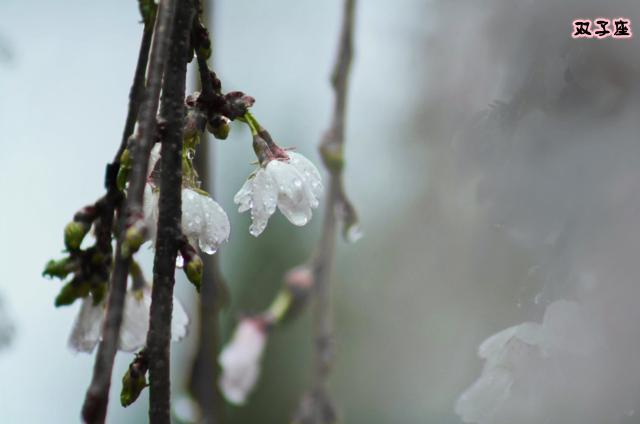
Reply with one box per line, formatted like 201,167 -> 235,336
142,144 -> 230,255
234,144 -> 323,237
218,317 -> 268,405
68,285 -> 189,353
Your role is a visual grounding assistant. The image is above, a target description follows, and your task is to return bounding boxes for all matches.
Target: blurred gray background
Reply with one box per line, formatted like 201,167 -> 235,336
1,0 -> 640,423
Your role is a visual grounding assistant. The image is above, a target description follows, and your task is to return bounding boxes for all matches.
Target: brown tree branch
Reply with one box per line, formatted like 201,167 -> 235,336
81,0 -> 178,421
145,0 -> 195,422
295,0 -> 357,422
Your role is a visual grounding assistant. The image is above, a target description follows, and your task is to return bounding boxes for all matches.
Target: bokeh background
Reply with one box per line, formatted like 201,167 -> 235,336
2,0 -> 640,423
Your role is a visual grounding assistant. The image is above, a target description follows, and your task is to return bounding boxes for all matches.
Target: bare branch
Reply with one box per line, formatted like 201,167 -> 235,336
81,0 -> 178,420
145,0 -> 196,422
295,0 -> 358,422
187,5 -> 227,422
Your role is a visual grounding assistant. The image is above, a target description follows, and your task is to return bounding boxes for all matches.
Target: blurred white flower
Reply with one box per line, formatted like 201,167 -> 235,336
143,185 -> 230,254
67,295 -> 104,353
68,287 -> 189,353
234,152 -> 323,237
455,300 -> 601,424
218,318 -> 268,405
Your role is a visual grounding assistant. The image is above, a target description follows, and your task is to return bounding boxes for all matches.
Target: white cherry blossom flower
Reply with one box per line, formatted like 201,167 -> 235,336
218,318 -> 268,405
234,152 -> 323,237
143,186 -> 230,254
68,287 -> 189,353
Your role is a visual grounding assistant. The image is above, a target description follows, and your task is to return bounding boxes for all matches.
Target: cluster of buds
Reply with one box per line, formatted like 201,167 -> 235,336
43,204 -> 110,307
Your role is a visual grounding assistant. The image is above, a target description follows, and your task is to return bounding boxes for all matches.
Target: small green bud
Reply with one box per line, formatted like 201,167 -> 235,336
320,143 -> 344,173
120,148 -> 132,167
43,257 -> 74,279
116,167 -> 130,191
64,221 -> 90,251
184,254 -> 203,291
120,365 -> 148,407
55,281 -> 88,307
121,224 -> 146,259
207,115 -> 231,140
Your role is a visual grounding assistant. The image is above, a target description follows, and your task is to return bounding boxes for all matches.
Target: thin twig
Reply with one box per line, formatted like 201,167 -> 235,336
145,0 -> 195,422
297,0 -> 357,422
81,0 -> 178,421
114,19 -> 154,164
187,2 -> 227,423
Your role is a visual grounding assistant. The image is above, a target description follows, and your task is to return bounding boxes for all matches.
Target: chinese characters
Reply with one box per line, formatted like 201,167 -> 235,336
572,18 -> 632,39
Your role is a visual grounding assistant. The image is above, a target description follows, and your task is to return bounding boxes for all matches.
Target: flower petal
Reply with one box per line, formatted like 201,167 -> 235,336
248,169 -> 278,237
147,143 -> 162,179
171,295 -> 189,342
143,183 -> 159,242
233,178 -> 253,213
68,297 -> 104,353
119,289 -> 150,352
199,195 -> 230,254
267,160 -> 316,226
288,152 -> 323,200
182,188 -> 206,243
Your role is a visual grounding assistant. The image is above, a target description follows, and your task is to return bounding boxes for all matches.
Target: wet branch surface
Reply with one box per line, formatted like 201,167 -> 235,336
296,0 -> 357,422
81,0 -> 177,421
188,3 -> 227,423
145,0 -> 195,422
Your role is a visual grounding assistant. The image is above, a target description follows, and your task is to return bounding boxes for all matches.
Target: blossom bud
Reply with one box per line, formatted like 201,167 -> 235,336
55,280 -> 89,307
64,221 -> 90,251
121,221 -> 146,259
207,115 -> 231,140
283,266 -> 314,318
120,352 -> 149,407
120,148 -> 132,167
43,257 -> 75,279
266,267 -> 314,324
116,149 -> 133,191
225,91 -> 255,118
117,167 -> 130,191
184,253 -> 204,291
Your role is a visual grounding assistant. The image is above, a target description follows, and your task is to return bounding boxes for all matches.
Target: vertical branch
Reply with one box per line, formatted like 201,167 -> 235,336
188,2 -> 226,423
146,0 -> 195,422
81,0 -> 178,421
301,0 -> 357,422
